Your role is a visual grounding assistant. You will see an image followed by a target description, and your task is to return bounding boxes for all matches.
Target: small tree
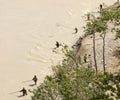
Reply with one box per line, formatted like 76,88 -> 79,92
92,27 -> 98,73
94,18 -> 107,73
100,32 -> 106,73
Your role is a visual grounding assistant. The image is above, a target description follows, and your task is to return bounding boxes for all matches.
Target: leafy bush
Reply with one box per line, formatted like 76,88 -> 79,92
31,44 -> 120,100
31,45 -> 96,100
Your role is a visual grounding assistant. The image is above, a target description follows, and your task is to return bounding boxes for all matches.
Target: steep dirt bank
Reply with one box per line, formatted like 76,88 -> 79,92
75,2 -> 120,73
78,30 -> 120,72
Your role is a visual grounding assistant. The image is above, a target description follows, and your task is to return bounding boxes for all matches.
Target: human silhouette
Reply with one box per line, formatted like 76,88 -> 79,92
32,75 -> 38,85
20,87 -> 27,96
100,4 -> 103,11
87,14 -> 90,20
74,27 -> 78,34
84,54 -> 87,63
55,41 -> 60,48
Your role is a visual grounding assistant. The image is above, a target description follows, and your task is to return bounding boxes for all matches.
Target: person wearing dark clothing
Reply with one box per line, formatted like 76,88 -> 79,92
32,75 -> 38,85
56,41 -> 60,48
84,54 -> 87,63
20,88 -> 27,96
74,27 -> 78,33
100,4 -> 103,11
87,15 -> 90,20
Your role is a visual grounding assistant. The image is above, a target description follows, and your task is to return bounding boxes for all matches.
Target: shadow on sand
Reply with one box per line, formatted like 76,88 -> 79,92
17,95 -> 24,98
29,84 -> 35,87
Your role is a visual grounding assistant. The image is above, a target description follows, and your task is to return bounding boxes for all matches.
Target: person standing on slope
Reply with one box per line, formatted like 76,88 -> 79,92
20,87 -> 27,96
74,27 -> 78,34
55,41 -> 61,48
32,75 -> 38,85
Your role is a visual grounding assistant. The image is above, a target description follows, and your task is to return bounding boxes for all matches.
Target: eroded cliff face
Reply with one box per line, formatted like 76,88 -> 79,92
78,24 -> 120,72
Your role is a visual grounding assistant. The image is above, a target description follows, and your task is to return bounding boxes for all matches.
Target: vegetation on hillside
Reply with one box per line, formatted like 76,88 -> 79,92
84,2 -> 120,73
31,3 -> 120,100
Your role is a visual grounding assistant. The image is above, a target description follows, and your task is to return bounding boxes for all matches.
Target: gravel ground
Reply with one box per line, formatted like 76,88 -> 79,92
78,24 -> 120,72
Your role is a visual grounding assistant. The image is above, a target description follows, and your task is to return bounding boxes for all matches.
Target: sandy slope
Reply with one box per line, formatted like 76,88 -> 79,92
79,22 -> 120,72
0,0 -> 115,100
